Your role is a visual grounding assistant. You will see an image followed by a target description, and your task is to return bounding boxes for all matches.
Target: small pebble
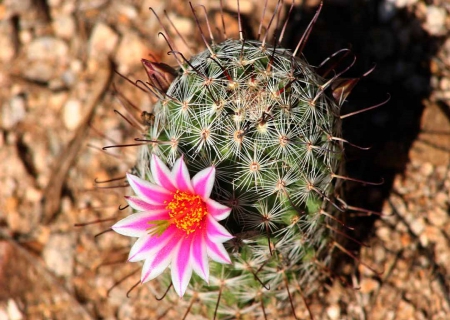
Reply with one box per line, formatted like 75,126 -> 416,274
423,225 -> 442,244
326,304 -> 341,320
376,226 -> 391,242
360,278 -> 380,293
434,192 -> 448,207
22,63 -> 55,83
424,6 -> 446,35
19,29 -> 32,45
223,0 -> 254,15
63,99 -> 82,130
61,69 -> 77,87
1,94 -> 27,129
7,299 -> 23,320
70,59 -> 83,73
89,22 -> 119,58
394,0 -> 418,7
428,207 -> 447,227
397,299 -> 415,318
400,233 -> 411,246
6,205 -> 31,234
52,15 -> 76,40
42,233 -> 75,277
24,37 -> 69,82
410,218 -> 425,236
48,78 -> 66,91
115,3 -> 138,20
439,77 -> 450,91
35,225 -> 51,247
419,162 -> 433,177
165,14 -> 193,36
25,187 -> 42,202
114,31 -> 147,74
27,36 -> 69,61
49,92 -> 68,112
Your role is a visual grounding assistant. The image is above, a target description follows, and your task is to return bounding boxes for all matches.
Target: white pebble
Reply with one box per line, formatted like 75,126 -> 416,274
23,62 -> 55,82
27,36 -> 69,61
7,299 -> 23,320
410,218 -> 425,236
19,30 -> 32,45
419,162 -> 433,176
24,37 -> 69,82
2,95 -> 27,129
223,0 -> 254,15
326,304 -> 341,320
428,207 -> 448,227
394,0 -> 418,8
52,15 -> 76,40
115,3 -> 138,19
376,226 -> 392,242
42,233 -> 75,277
424,6 -> 446,35
89,23 -> 119,58
63,99 -> 82,130
439,77 -> 450,93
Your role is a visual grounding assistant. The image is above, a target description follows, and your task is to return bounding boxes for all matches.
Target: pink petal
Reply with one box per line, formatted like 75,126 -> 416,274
190,230 -> 209,282
206,215 -> 233,243
125,196 -> 167,212
141,234 -> 181,283
206,237 -> 231,264
192,167 -> 215,198
205,198 -> 231,221
172,156 -> 194,193
128,226 -> 179,262
151,154 -> 176,192
127,173 -> 172,205
171,235 -> 194,297
140,252 -> 172,284
112,210 -> 169,237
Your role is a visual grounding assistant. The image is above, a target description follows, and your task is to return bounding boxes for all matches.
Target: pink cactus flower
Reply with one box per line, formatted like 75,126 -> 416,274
112,154 -> 233,297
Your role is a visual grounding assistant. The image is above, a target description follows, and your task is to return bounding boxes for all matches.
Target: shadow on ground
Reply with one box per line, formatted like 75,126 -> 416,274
283,0 -> 444,276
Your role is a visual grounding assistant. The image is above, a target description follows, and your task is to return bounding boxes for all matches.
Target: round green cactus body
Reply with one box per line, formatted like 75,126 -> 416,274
143,38 -> 342,214
135,37 -> 345,318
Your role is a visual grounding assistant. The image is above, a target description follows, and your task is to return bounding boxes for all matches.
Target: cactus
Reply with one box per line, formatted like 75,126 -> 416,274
108,1 -> 374,319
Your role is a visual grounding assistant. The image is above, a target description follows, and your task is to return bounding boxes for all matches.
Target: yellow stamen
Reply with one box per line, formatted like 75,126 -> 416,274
166,190 -> 208,234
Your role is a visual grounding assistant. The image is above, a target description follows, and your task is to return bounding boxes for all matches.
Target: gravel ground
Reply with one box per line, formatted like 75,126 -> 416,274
0,0 -> 449,319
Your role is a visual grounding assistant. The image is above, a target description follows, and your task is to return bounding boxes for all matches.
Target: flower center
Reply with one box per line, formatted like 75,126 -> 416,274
166,190 -> 208,234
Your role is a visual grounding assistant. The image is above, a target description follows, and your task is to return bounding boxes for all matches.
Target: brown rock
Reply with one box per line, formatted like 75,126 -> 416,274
360,278 -> 379,294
